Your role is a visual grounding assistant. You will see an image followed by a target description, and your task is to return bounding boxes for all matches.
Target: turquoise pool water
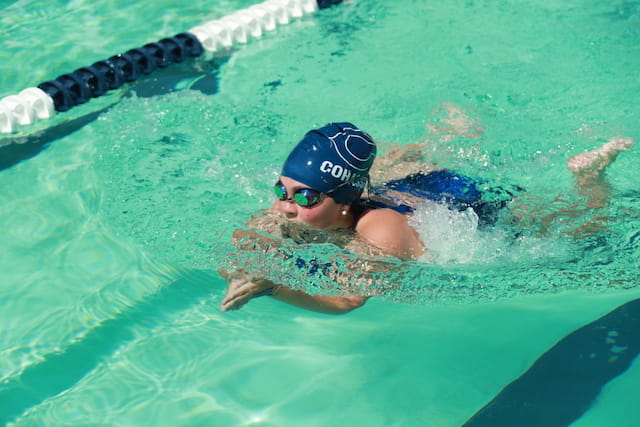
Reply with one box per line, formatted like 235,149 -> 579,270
1,0 -> 640,425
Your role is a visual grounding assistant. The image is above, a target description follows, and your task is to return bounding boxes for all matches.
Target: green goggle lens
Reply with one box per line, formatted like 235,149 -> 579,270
273,184 -> 322,207
293,192 -> 313,206
273,185 -> 286,200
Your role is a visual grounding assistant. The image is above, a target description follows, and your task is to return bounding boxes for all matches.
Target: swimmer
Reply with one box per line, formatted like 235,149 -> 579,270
221,123 -> 424,314
220,122 -> 512,314
220,122 -> 634,314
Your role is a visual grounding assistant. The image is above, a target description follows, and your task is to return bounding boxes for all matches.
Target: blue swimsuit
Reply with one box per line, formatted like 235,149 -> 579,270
370,169 -> 522,227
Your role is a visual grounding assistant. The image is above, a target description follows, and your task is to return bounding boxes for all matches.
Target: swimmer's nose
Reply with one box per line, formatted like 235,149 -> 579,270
279,199 -> 298,218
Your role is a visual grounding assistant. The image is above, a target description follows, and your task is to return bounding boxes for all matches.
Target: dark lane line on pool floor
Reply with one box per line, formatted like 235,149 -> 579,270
463,298 -> 640,427
0,269 -> 217,425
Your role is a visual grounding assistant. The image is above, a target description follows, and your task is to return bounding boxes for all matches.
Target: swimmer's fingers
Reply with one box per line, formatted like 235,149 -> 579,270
221,278 -> 251,311
221,277 -> 274,312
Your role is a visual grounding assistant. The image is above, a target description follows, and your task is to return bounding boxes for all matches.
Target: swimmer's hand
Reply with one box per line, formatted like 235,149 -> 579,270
221,273 -> 276,312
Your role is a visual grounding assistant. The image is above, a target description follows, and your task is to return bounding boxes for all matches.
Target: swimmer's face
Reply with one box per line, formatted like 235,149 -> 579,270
273,176 -> 349,229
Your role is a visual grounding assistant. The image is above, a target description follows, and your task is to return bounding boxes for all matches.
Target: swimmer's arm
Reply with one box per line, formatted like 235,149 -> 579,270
355,208 -> 425,260
270,287 -> 368,315
220,213 -> 386,314
220,272 -> 367,315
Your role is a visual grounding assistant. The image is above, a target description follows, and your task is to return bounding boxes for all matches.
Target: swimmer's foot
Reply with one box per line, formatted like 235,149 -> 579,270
567,136 -> 635,177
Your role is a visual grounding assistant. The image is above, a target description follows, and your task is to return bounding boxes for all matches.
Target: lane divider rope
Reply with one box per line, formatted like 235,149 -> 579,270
0,0 -> 343,134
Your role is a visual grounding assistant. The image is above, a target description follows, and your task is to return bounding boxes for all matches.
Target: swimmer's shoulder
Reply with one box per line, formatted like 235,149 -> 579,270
355,208 -> 412,237
356,206 -> 404,223
355,208 -> 424,259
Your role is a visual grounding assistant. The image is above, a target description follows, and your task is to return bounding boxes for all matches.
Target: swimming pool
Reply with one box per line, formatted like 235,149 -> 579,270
1,0 -> 639,425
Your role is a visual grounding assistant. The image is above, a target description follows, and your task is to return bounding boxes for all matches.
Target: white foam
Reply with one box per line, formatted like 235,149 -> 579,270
409,200 -> 571,267
409,201 -> 485,264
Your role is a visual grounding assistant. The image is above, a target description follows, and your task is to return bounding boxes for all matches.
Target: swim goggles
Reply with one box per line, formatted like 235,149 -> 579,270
273,181 -> 323,207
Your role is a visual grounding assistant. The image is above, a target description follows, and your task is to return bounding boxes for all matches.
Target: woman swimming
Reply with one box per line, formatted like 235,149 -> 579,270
220,120 -> 634,314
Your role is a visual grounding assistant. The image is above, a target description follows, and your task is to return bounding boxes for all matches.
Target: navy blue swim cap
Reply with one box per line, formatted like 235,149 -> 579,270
281,122 -> 376,204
